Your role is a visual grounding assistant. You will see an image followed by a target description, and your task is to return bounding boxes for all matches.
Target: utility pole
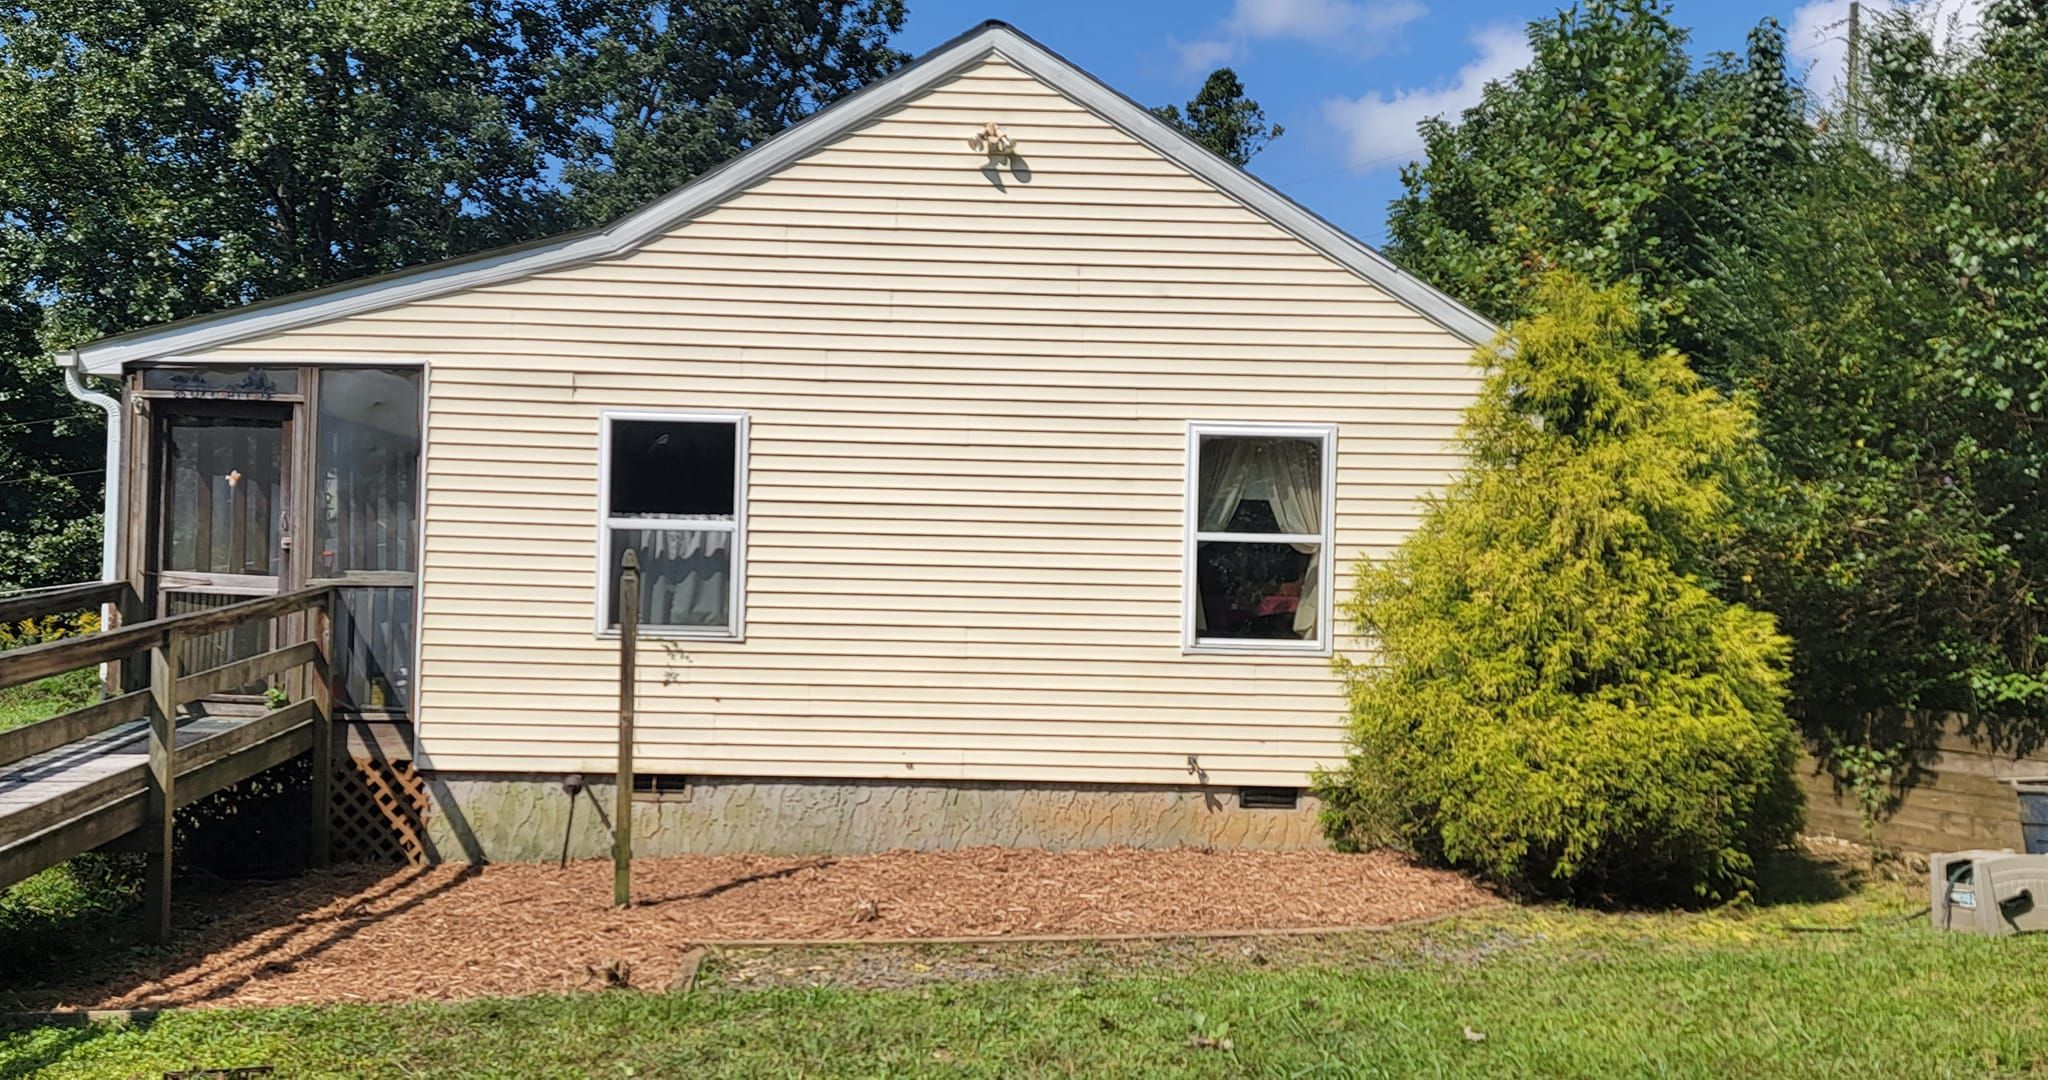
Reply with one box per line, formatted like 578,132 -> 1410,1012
1845,1 -> 1863,137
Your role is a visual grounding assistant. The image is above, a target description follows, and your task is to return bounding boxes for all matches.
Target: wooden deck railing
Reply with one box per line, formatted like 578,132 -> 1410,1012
0,583 -> 337,940
0,579 -> 130,628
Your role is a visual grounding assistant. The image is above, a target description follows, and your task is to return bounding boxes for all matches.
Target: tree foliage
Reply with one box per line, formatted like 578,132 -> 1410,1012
0,1 -> 569,339
1151,68 -> 1283,168
0,305 -> 100,589
1700,1 -> 2048,752
1383,0 -> 1807,361
1383,0 -> 2046,774
0,0 -> 905,589
542,0 -> 907,222
1316,276 -> 1801,903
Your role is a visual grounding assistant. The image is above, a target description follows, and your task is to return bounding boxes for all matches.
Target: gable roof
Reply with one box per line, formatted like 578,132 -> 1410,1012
65,21 -> 1497,375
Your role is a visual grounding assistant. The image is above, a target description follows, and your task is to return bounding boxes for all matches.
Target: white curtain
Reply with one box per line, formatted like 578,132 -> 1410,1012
1198,439 -> 1258,533
1264,443 -> 1322,637
1195,438 -> 1322,637
633,529 -> 731,626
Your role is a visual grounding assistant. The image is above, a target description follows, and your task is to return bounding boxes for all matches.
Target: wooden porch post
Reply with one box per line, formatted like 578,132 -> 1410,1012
614,549 -> 639,908
308,594 -> 334,869
116,583 -> 148,694
143,630 -> 179,944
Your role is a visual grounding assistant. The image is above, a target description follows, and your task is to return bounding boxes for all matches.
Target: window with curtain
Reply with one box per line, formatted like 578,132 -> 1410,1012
599,412 -> 747,638
1185,423 -> 1334,652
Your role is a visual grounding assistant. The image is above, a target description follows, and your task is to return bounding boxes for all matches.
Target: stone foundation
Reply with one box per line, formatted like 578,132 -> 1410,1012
417,773 -> 1326,863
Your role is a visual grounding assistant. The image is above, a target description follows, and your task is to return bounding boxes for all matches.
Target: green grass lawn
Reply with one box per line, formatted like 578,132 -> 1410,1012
6,856 -> 2044,1078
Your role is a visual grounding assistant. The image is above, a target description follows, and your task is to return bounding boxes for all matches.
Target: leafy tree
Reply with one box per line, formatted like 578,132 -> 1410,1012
1383,1 -> 1807,362
1380,0 -> 2045,780
0,304 -> 101,590
1316,276 -> 1801,903
1151,68 -> 1283,168
0,0 -> 907,588
540,0 -> 908,223
0,1 -> 566,342
1701,1 -> 2048,753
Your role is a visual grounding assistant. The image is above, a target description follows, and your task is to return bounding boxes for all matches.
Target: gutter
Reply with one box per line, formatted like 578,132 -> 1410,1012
57,350 -> 122,581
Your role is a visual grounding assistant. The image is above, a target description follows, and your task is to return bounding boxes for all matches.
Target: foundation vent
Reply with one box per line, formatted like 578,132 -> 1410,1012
634,773 -> 690,796
1239,786 -> 1300,811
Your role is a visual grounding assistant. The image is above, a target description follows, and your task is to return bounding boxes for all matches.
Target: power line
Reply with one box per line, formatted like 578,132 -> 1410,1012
0,413 -> 99,433
0,465 -> 103,487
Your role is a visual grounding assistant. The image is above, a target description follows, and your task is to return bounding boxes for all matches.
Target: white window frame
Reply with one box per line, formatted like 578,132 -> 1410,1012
1182,420 -> 1338,657
595,409 -> 749,641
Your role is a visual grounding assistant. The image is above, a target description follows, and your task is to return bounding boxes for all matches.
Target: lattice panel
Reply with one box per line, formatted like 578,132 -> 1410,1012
332,757 -> 429,865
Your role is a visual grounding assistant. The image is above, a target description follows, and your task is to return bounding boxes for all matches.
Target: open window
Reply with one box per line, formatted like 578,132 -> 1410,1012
1184,422 -> 1335,654
598,411 -> 747,639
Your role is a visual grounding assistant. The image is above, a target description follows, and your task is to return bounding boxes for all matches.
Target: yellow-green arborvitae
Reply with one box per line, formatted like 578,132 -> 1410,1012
1316,274 -> 1802,903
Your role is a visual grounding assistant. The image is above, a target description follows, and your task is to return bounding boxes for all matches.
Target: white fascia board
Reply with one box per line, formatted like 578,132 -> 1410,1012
76,234 -> 601,372
73,22 -> 1497,375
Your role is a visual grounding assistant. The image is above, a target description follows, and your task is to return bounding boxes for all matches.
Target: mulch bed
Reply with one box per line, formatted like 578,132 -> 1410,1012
23,847 -> 1494,1010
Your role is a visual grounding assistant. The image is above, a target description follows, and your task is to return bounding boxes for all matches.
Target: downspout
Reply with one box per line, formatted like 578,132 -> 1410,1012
58,350 -> 123,582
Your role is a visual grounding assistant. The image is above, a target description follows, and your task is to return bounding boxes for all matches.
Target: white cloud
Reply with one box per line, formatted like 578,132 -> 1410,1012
1321,25 -> 1531,171
1789,0 -> 1990,101
1175,0 -> 1427,71
1172,36 -> 1241,71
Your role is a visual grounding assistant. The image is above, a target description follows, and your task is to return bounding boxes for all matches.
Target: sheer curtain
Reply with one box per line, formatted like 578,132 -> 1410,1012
639,529 -> 731,626
1195,437 -> 1322,637
1263,442 -> 1322,637
1198,439 -> 1257,533
1196,440 -> 1252,633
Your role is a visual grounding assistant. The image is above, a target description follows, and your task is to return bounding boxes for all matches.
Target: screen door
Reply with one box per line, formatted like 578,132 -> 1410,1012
154,407 -> 292,687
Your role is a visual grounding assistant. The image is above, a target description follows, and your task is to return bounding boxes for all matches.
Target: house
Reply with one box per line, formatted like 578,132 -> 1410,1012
56,21 -> 1495,861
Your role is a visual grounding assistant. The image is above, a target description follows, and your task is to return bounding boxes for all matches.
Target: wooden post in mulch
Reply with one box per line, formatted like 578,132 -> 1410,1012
614,548 -> 639,908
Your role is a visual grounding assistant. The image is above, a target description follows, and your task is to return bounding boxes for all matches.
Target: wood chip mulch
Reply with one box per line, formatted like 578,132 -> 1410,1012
29,847 -> 1495,1010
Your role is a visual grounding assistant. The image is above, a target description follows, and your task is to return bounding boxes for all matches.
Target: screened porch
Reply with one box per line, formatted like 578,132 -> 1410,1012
122,364 -> 423,725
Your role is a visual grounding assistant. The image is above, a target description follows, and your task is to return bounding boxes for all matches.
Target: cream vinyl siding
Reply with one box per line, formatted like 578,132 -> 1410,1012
200,55 -> 1482,785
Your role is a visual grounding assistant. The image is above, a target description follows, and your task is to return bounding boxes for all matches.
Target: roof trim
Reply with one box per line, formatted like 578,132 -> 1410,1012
72,20 -> 1497,374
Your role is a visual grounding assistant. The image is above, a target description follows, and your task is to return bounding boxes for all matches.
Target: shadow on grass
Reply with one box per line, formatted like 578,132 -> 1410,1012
1751,844 -> 1865,907
0,855 -> 145,977
1448,837 -> 1873,913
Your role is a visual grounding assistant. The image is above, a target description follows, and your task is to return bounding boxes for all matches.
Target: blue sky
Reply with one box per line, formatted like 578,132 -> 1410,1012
894,0 -> 1870,244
